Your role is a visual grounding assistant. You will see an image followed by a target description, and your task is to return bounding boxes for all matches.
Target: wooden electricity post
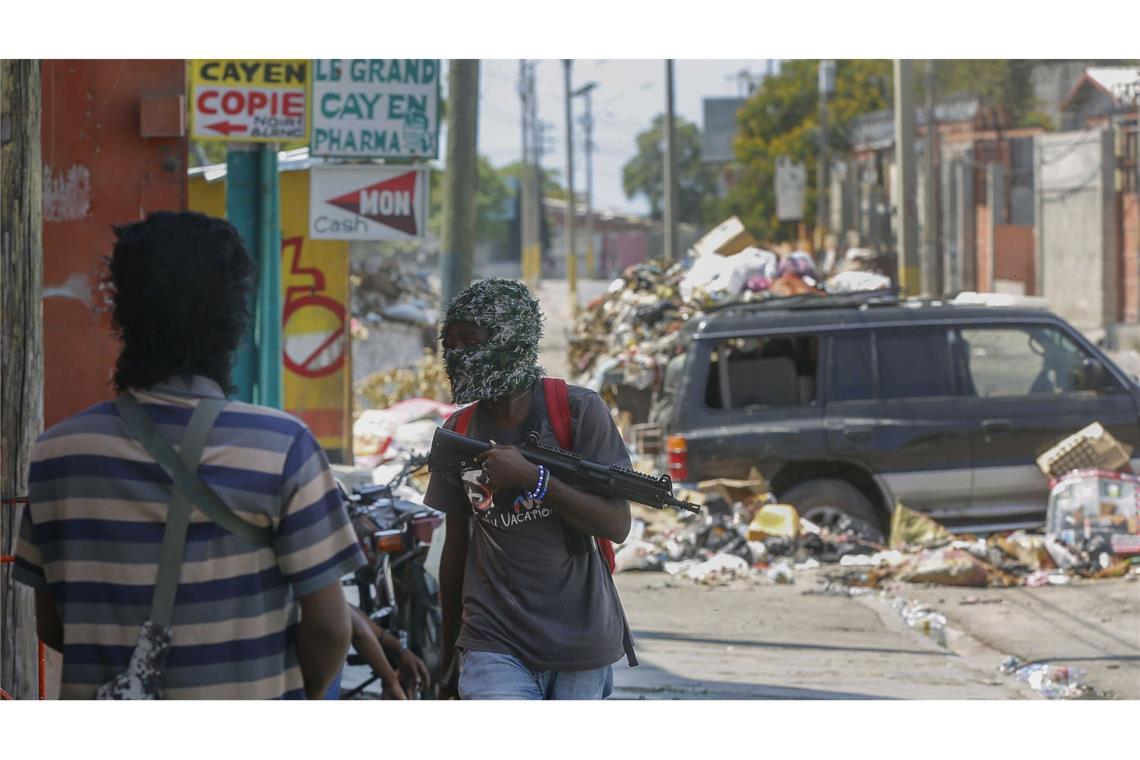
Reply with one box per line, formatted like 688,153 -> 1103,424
1,58 -> 45,700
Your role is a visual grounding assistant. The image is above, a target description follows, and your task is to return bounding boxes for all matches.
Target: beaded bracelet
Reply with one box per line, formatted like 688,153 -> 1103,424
534,467 -> 550,502
528,465 -> 549,502
528,465 -> 546,500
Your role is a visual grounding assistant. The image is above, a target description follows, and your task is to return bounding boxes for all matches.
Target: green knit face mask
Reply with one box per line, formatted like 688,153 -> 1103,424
441,279 -> 545,405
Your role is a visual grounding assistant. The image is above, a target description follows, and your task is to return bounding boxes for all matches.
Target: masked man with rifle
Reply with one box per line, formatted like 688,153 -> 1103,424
425,279 -> 638,700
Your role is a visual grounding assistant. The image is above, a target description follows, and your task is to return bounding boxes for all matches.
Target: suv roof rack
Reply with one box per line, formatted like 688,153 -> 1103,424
704,287 -> 902,315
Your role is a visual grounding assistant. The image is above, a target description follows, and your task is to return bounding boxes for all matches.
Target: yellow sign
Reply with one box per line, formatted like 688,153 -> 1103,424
188,167 -> 352,461
189,59 -> 310,143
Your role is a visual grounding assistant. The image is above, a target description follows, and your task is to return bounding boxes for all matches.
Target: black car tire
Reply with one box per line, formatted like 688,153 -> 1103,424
780,478 -> 885,542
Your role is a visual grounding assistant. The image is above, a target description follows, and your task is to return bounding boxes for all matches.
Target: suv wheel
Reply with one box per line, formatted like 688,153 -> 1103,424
780,479 -> 884,543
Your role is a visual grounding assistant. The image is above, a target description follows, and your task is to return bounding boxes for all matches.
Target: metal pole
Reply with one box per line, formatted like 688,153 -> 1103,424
817,60 -> 834,253
893,59 -> 919,295
440,59 -> 480,309
923,59 -> 942,296
664,59 -> 679,262
518,60 -> 532,283
574,82 -> 598,279
582,86 -> 595,278
226,144 -> 260,403
563,60 -> 577,300
227,143 -> 282,407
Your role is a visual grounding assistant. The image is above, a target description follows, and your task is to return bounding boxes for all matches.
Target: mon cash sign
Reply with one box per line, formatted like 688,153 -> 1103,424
310,164 -> 429,241
311,59 -> 440,159
190,60 -> 310,142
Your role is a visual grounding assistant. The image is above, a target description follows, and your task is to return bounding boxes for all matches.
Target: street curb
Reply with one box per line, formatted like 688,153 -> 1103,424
851,588 -> 1043,700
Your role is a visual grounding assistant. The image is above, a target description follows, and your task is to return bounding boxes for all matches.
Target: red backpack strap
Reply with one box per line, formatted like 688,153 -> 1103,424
543,378 -> 616,574
542,378 -> 573,450
447,404 -> 478,436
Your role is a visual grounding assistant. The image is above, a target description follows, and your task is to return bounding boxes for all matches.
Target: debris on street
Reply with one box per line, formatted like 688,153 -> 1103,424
354,350 -> 452,414
353,395 -> 456,467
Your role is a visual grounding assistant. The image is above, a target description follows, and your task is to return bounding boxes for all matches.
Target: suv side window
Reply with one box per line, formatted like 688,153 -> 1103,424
959,324 -> 1124,396
705,334 -> 819,409
829,331 -> 875,401
876,327 -> 955,399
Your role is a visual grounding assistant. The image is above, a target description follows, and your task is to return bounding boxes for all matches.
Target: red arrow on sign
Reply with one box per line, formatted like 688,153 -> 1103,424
205,120 -> 249,136
325,171 -> 419,236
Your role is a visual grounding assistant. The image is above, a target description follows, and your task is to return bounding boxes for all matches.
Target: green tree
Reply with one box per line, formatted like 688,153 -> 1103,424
427,155 -> 514,244
723,59 -> 893,241
622,114 -> 721,226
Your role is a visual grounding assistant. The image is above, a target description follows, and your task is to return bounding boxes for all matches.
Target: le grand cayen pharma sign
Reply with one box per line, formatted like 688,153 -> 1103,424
311,59 -> 441,159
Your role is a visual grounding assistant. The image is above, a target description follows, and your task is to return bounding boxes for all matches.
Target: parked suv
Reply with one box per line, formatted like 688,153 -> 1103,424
649,292 -> 1140,540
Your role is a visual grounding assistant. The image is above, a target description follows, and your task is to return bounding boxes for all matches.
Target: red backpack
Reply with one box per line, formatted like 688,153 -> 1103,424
449,377 -> 617,574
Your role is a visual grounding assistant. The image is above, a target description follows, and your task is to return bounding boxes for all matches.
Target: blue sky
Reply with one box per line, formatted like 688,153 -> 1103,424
470,59 -> 776,215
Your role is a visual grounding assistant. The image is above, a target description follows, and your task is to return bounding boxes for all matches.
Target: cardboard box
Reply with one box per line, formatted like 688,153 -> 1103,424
690,216 -> 758,258
1037,422 -> 1133,479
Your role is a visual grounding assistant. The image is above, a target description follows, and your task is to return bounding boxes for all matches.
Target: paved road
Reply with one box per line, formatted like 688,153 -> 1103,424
904,577 -> 1140,699
611,571 -> 1035,700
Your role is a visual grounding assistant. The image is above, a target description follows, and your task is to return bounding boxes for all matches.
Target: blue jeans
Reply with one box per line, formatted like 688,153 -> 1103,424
323,668 -> 344,700
458,649 -> 614,700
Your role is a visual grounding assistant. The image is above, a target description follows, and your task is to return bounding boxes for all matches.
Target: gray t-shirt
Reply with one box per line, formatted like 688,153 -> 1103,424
424,383 -> 638,672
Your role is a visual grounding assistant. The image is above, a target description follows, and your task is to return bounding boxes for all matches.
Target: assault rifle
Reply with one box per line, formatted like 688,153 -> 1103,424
428,427 -> 701,514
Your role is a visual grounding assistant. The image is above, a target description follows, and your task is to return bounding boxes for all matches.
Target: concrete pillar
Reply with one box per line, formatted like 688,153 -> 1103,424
986,163 -> 1005,293
957,161 -> 976,291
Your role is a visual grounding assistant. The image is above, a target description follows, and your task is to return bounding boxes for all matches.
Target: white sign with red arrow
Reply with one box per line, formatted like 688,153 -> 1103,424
189,60 -> 310,143
309,164 -> 429,241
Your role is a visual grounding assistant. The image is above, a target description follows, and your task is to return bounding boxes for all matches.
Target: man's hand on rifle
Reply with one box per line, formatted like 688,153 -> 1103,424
474,442 -> 540,492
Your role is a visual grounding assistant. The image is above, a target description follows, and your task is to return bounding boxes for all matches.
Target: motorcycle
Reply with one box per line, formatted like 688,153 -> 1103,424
338,454 -> 445,699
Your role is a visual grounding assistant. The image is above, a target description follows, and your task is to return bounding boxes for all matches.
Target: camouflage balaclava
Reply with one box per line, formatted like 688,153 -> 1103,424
440,279 -> 545,405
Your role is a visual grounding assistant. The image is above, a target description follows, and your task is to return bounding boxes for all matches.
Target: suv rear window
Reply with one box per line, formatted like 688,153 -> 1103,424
705,335 -> 819,409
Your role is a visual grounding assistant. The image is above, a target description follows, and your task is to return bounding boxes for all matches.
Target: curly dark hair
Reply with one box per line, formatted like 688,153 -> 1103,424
108,211 -> 255,393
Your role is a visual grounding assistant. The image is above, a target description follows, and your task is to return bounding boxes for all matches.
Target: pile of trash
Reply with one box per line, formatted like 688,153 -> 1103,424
350,257 -> 439,339
352,393 -> 456,467
613,422 -> 1140,589
355,350 -> 452,417
568,216 -> 894,411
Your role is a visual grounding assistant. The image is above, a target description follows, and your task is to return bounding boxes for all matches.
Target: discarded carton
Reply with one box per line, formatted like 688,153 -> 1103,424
889,503 -> 953,550
747,504 -> 800,541
1036,422 -> 1133,479
697,469 -> 770,507
689,216 -> 759,258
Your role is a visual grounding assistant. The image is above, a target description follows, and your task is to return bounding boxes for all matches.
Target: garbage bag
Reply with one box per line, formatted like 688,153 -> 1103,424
824,270 -> 892,294
895,547 -> 993,587
613,541 -> 663,573
684,553 -> 751,585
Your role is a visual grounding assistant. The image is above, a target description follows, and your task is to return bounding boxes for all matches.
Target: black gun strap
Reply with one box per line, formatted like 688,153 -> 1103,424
114,394 -> 273,546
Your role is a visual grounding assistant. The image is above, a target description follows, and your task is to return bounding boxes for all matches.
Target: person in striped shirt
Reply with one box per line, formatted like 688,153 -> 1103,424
13,211 -> 366,699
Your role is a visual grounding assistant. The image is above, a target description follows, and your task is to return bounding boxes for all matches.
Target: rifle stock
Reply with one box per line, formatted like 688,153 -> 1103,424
428,427 -> 701,514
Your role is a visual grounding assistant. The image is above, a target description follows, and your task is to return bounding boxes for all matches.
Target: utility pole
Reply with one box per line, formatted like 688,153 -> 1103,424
817,60 -> 836,254
562,60 -> 577,301
923,59 -> 942,296
574,81 -> 598,278
532,117 -> 547,284
518,60 -> 534,284
893,59 -> 919,295
441,59 -> 480,309
1,58 -> 44,700
664,59 -> 679,262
